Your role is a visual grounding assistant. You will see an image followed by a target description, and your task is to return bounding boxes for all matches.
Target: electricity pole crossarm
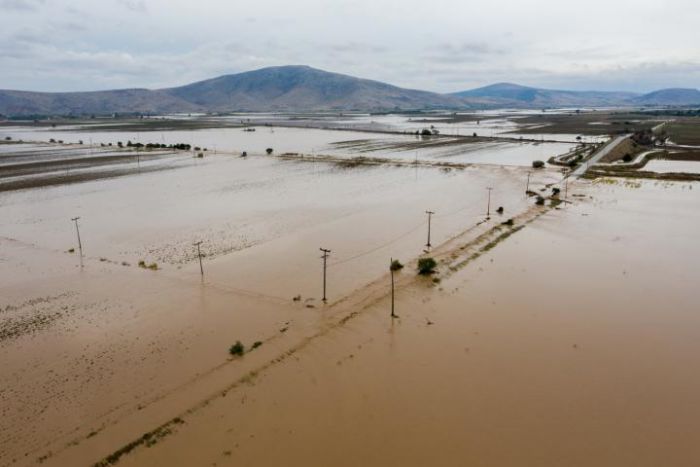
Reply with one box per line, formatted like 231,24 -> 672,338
320,248 -> 331,302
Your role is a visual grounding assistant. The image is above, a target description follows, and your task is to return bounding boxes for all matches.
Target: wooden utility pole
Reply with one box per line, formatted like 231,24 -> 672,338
390,258 -> 397,318
486,187 -> 493,217
193,241 -> 204,276
425,210 -> 434,247
564,176 -> 569,202
320,248 -> 331,302
526,172 -> 531,194
71,217 -> 83,268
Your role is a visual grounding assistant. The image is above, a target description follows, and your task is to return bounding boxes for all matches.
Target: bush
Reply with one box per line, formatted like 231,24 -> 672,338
251,341 -> 262,350
390,259 -> 404,271
4,136 -> 11,141
532,160 -> 545,169
417,257 -> 437,275
266,148 -> 273,155
229,341 -> 245,356
622,154 -> 633,163
420,129 -> 432,136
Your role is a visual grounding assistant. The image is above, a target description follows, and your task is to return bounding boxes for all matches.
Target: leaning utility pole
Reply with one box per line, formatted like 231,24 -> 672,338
71,217 -> 83,268
320,248 -> 331,302
193,241 -> 204,276
425,210 -> 435,247
486,187 -> 493,217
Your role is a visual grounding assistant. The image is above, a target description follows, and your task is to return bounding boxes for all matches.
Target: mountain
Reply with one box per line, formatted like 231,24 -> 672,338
0,88 -> 203,117
633,88 -> 700,106
165,65 -> 463,111
0,66 -> 463,117
452,83 -> 639,107
1,67 -> 699,117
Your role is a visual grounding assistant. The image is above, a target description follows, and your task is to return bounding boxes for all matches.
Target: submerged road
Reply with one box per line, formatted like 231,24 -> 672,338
571,134 -> 630,178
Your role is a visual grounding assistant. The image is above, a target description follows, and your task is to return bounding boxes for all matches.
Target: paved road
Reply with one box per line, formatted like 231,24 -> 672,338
571,134 -> 630,178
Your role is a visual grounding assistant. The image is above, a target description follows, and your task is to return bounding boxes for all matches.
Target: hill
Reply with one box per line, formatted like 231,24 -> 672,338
453,83 -> 639,108
0,88 -> 203,117
165,65 -> 464,112
1,67 -> 699,117
633,88 -> 700,106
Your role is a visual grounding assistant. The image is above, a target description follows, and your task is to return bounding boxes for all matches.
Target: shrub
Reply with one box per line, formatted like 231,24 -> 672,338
241,151 -> 247,157
4,136 -> 11,141
622,154 -> 633,163
417,257 -> 437,275
532,160 -> 545,169
229,341 -> 245,356
390,259 -> 404,271
251,341 -> 262,350
420,129 -> 432,136
266,148 -> 273,155
535,196 -> 545,205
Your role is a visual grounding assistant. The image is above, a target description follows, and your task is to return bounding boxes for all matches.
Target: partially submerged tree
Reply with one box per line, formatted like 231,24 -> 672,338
417,257 -> 437,275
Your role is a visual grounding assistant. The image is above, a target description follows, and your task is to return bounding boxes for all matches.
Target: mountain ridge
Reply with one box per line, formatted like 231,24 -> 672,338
0,65 -> 698,116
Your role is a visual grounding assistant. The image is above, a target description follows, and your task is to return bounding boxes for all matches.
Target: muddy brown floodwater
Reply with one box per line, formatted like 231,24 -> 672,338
2,132 -> 699,466
73,180 -> 700,466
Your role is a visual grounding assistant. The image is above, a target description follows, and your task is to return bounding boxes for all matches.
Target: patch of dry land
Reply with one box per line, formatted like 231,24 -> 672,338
1,132 -> 699,466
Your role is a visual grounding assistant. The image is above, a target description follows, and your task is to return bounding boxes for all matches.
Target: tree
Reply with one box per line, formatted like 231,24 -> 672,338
266,148 -> 273,155
417,257 -> 437,275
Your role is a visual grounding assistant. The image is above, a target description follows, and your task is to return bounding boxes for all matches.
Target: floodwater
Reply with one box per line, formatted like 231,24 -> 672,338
645,159 -> 700,174
1,123 -> 579,167
0,137 -> 564,466
2,118 -> 697,466
109,178 -> 700,467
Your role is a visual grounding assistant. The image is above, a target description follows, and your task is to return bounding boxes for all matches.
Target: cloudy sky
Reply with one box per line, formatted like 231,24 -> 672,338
1,0 -> 699,93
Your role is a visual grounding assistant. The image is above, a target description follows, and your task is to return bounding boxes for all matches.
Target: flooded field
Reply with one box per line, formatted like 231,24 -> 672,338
2,118 -> 584,167
100,179 -> 700,467
1,115 -> 698,467
645,159 -> 700,174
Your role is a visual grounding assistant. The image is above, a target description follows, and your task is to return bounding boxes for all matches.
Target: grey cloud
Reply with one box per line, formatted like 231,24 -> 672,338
0,0 -> 44,11
116,0 -> 147,12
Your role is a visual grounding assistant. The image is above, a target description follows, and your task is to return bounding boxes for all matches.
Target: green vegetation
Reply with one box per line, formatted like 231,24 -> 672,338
417,257 -> 437,275
229,341 -> 245,356
138,260 -> 158,270
532,160 -> 545,169
390,259 -> 404,271
251,341 -> 262,350
266,148 -> 274,155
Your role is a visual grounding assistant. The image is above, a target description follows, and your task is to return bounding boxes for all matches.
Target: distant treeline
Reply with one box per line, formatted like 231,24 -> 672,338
637,109 -> 700,117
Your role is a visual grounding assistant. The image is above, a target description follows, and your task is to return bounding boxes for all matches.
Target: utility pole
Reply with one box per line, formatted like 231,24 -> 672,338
564,176 -> 569,202
425,210 -> 434,247
71,217 -> 83,268
390,258 -> 397,318
193,241 -> 204,276
526,172 -> 531,194
320,248 -> 331,303
486,187 -> 493,218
